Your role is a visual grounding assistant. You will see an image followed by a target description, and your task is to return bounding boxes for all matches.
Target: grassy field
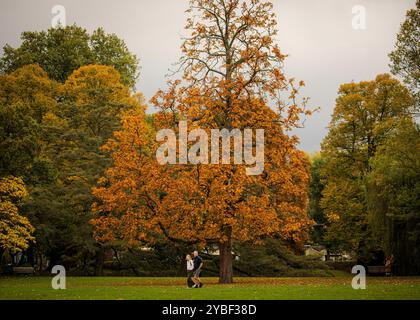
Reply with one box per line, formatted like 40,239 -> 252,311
1,276 -> 420,300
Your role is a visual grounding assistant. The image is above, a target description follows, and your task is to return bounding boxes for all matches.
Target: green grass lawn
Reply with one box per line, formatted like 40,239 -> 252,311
1,276 -> 420,300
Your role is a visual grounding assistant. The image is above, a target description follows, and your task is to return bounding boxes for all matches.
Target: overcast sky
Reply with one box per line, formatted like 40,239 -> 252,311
0,0 -> 415,152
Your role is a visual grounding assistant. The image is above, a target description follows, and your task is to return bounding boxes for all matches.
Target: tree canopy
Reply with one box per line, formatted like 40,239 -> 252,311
0,176 -> 35,252
319,74 -> 417,269
0,25 -> 139,88
91,0 -> 312,284
389,0 -> 420,105
367,118 -> 420,274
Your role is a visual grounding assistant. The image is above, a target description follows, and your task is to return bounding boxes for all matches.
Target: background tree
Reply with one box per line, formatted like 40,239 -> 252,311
307,153 -> 327,246
367,118 -> 420,275
0,64 -> 57,180
389,0 -> 420,105
320,74 -> 415,263
0,23 -> 141,272
22,65 -> 143,272
92,0 -> 312,284
234,238 -> 330,276
0,25 -> 139,88
0,177 -> 35,256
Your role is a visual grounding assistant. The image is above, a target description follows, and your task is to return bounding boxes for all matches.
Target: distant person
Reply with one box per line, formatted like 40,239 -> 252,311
192,250 -> 203,288
186,254 -> 194,288
385,254 -> 394,276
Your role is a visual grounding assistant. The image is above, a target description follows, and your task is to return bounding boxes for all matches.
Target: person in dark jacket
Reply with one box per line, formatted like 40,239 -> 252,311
192,250 -> 203,288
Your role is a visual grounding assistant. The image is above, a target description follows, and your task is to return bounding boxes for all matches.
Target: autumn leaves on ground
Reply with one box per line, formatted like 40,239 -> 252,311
1,0 -> 419,300
1,276 -> 420,300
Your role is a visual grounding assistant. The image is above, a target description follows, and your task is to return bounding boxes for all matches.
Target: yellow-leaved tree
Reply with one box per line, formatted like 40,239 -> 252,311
0,176 -> 35,253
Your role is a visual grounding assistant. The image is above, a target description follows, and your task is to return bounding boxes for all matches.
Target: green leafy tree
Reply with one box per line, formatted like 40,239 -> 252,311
320,74 -> 415,262
0,25 -> 139,88
0,64 -> 57,180
367,118 -> 420,275
0,24 -> 141,271
389,0 -> 420,103
389,0 -> 420,105
308,153 -> 327,245
23,65 -> 143,272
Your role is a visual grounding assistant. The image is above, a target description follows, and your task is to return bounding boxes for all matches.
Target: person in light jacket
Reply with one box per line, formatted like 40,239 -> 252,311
186,254 -> 194,288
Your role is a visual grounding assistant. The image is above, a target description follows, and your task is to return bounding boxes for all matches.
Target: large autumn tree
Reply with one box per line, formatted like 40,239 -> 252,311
92,0 -> 312,283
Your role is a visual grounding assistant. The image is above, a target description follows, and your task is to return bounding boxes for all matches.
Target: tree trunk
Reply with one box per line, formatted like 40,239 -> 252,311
48,252 -> 60,271
94,245 -> 104,276
218,227 -> 233,284
38,252 -> 43,273
179,255 -> 186,277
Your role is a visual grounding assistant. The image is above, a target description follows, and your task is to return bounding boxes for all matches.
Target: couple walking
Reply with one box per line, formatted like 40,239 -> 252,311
186,251 -> 203,288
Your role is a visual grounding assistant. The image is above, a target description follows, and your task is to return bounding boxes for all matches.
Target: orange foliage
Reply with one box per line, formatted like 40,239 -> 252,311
91,0 -> 312,256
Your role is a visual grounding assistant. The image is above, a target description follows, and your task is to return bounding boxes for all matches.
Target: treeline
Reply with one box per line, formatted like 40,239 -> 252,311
1,0 -> 419,278
0,25 -> 143,274
0,25 -> 316,277
308,2 -> 420,275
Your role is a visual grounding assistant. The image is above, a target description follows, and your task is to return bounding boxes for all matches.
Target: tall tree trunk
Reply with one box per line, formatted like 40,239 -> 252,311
218,227 -> 233,284
94,245 -> 104,276
48,252 -> 60,271
179,255 -> 186,277
38,252 -> 43,273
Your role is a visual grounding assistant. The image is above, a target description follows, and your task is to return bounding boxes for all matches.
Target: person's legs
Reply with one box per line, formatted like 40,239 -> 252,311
192,273 -> 199,286
187,271 -> 194,288
192,269 -> 202,287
